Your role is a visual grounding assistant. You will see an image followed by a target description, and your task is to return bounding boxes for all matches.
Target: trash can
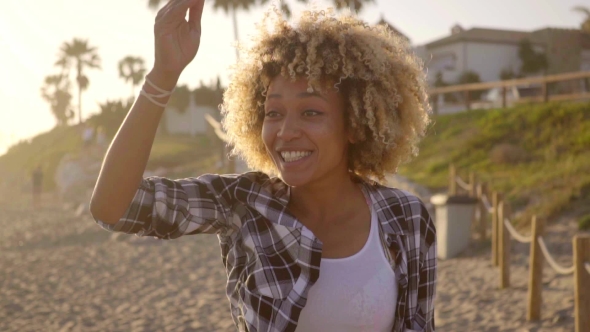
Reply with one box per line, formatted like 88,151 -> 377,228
430,194 -> 478,259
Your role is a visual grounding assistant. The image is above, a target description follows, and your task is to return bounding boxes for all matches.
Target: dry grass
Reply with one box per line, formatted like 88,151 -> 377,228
398,101 -> 590,227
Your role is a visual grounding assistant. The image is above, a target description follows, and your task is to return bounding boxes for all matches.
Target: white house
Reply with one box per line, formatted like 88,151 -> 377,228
161,92 -> 219,137
421,25 -> 543,84
419,25 -> 590,85
160,84 -> 223,136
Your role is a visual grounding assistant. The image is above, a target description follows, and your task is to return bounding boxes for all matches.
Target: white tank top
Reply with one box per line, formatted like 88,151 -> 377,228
295,203 -> 398,331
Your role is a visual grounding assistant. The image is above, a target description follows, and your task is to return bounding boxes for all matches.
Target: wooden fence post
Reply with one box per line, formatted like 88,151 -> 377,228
501,86 -> 507,108
527,215 -> 544,321
492,192 -> 500,267
464,90 -> 471,110
449,164 -> 457,196
469,171 -> 476,197
476,183 -> 486,241
499,201 -> 511,289
542,82 -> 549,103
432,94 -> 439,115
574,235 -> 590,332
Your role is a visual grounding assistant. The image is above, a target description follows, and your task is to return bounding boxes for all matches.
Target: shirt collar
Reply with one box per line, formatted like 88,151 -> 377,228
237,172 -> 408,235
359,181 -> 407,236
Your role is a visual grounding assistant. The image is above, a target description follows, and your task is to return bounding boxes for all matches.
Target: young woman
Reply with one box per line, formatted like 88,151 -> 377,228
90,0 -> 436,331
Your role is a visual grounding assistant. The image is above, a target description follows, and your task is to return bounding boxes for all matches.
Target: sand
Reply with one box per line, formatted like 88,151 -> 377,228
1,194 -> 234,332
0,191 -> 584,332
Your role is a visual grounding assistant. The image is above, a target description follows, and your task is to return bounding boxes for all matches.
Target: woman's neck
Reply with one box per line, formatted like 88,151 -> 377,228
288,171 -> 365,225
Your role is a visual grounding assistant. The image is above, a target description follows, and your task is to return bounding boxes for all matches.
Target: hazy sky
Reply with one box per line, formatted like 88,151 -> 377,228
0,0 -> 584,155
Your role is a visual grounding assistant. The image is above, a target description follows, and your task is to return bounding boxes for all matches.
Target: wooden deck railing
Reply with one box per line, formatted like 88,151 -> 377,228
204,113 -> 235,173
430,70 -> 590,112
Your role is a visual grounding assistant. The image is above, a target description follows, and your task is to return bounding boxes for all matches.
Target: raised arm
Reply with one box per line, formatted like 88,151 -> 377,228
90,0 -> 205,225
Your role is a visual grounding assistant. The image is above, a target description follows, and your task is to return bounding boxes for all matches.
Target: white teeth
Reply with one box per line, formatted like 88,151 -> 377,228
280,151 -> 311,162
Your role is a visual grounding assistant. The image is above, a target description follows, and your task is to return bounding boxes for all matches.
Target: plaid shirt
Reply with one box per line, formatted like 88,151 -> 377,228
94,172 -> 436,332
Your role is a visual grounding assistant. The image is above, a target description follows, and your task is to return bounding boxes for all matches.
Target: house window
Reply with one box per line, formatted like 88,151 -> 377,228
430,52 -> 457,71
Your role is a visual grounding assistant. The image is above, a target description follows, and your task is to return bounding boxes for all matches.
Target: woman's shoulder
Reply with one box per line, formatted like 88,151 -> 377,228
192,171 -> 267,182
365,181 -> 427,208
193,171 -> 285,194
365,181 -> 436,245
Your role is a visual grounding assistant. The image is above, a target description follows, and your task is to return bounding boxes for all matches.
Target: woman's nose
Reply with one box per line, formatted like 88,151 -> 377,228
277,115 -> 301,141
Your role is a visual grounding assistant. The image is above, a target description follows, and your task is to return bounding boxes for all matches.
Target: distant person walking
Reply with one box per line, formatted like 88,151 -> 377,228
32,165 -> 43,207
82,124 -> 95,148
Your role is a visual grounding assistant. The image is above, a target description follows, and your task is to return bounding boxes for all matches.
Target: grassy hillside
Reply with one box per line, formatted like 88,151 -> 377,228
0,125 -> 83,192
2,101 -> 589,226
399,101 -> 590,226
0,124 -> 221,192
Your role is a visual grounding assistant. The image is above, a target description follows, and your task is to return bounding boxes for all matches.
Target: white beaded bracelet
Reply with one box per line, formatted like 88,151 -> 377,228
140,77 -> 175,108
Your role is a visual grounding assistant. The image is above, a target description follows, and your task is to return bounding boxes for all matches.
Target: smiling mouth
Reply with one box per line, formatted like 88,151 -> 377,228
280,151 -> 313,163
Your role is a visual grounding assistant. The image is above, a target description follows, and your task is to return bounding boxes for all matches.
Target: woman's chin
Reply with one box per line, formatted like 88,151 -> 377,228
278,171 -> 313,187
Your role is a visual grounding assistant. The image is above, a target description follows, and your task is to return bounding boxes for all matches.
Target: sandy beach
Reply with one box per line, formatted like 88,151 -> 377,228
0,192 -> 584,331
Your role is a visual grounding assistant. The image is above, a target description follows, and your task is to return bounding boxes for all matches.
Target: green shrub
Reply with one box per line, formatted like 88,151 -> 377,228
579,215 -> 590,231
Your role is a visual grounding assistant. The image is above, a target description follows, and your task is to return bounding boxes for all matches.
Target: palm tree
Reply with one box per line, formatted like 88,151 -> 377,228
145,0 -> 375,59
193,76 -> 225,109
147,0 -> 256,60
573,6 -> 590,34
56,38 -> 101,124
331,0 -> 373,12
168,85 -> 192,113
41,74 -> 74,126
118,56 -> 147,97
263,0 -> 376,13
93,99 -> 133,137
212,0 -> 257,60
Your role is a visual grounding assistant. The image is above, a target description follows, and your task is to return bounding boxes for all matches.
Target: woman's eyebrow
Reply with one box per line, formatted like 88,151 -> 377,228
267,92 -> 327,102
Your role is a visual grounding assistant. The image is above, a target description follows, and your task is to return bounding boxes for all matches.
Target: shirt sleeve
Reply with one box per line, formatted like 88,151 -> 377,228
413,208 -> 437,331
92,174 -> 238,239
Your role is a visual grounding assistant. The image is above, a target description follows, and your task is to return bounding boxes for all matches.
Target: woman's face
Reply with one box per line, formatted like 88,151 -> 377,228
262,75 -> 350,187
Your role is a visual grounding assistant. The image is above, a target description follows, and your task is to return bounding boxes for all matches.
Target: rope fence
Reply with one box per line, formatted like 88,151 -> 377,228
481,194 -> 494,213
503,218 -> 532,244
455,176 -> 471,191
537,236 -> 575,275
448,163 -> 590,332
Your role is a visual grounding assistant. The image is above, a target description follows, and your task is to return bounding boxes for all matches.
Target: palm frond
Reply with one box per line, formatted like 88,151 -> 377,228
573,6 -> 590,17
147,0 -> 165,9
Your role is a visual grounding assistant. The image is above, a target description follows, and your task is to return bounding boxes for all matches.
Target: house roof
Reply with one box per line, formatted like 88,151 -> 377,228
530,27 -> 590,49
425,27 -> 532,48
377,17 -> 410,43
425,26 -> 590,50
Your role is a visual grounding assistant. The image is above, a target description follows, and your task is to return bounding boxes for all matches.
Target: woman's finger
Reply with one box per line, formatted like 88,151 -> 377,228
156,0 -> 190,22
155,0 -> 178,20
188,0 -> 205,32
168,0 -> 200,17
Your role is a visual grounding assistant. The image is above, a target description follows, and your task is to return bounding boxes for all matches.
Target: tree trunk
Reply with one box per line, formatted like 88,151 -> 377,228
226,7 -> 239,173
232,7 -> 239,60
77,61 -> 83,124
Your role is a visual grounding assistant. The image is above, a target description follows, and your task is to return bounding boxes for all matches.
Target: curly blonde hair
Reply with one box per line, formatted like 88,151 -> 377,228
221,7 -> 431,180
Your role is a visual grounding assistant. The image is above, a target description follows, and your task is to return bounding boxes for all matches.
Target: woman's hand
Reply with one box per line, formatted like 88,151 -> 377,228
152,0 -> 205,80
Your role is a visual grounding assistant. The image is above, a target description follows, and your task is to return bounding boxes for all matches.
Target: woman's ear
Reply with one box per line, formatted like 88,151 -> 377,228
347,130 -> 357,144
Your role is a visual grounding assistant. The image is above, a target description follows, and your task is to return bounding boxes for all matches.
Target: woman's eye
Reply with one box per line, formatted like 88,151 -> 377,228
265,110 -> 280,118
303,110 -> 322,116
